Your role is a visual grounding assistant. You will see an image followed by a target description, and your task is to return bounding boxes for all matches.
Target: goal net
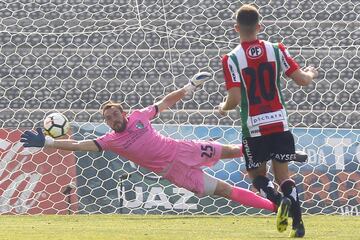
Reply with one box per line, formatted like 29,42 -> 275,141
0,0 -> 359,215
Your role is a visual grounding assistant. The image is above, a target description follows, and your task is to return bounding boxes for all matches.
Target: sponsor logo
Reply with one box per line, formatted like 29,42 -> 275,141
118,185 -> 197,210
0,129 -> 77,214
339,205 -> 360,216
248,162 -> 261,168
302,170 -> 360,213
250,129 -> 260,135
243,139 -> 260,168
251,110 -> 285,126
272,153 -> 297,161
247,45 -> 263,58
117,161 -> 197,211
122,127 -> 148,149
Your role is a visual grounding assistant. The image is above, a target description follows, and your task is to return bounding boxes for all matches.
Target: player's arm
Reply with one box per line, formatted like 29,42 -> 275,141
20,128 -> 99,152
155,87 -> 187,113
155,72 -> 212,113
48,139 -> 99,151
218,87 -> 241,115
278,42 -> 318,86
289,67 -> 318,86
218,54 -> 241,115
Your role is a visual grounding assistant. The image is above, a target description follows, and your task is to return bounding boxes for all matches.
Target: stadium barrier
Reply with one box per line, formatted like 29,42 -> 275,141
1,126 -> 359,215
0,129 -> 77,214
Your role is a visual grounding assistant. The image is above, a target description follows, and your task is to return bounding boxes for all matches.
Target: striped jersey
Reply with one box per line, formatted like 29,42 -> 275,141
222,39 -> 299,138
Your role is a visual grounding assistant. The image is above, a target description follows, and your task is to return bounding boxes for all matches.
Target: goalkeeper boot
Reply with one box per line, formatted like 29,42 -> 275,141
289,220 -> 305,238
276,197 -> 291,233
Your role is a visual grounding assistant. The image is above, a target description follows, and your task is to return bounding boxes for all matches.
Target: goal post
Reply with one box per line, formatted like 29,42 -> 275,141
0,1 -> 359,215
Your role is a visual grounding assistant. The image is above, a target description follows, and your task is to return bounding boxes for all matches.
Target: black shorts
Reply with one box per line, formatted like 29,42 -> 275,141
242,131 -> 296,170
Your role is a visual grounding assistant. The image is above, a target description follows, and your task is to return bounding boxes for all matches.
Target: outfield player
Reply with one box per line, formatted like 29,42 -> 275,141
21,72 -> 292,223
218,5 -> 318,238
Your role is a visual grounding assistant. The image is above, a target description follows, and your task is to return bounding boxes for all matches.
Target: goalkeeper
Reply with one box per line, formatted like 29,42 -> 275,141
21,72 -> 303,230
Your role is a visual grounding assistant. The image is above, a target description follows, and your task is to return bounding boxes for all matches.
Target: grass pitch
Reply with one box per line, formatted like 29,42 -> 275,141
0,215 -> 358,240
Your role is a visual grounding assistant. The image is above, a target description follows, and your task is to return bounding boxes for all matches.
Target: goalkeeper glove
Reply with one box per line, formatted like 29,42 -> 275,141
184,72 -> 212,95
20,127 -> 54,148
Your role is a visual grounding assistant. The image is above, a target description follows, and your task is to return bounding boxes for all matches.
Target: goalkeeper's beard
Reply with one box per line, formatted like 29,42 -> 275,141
113,119 -> 127,133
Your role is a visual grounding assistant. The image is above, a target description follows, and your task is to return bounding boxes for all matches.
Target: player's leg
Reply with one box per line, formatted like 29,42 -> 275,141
248,164 -> 283,207
242,136 -> 283,206
270,131 -> 305,238
272,161 -> 305,238
162,158 -> 277,212
247,163 -> 291,233
243,135 -> 291,233
220,144 -> 243,159
203,173 -> 277,212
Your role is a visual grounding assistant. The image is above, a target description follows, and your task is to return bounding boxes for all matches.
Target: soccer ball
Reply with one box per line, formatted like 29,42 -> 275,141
43,113 -> 70,138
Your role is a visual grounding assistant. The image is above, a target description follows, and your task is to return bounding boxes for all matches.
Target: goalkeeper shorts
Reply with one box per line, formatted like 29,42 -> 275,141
162,140 -> 222,196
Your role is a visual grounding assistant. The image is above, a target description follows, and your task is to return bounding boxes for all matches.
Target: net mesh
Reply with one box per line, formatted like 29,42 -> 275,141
0,0 -> 359,215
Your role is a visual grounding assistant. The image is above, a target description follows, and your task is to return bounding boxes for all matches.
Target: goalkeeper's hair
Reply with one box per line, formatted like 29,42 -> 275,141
235,4 -> 260,33
101,101 -> 124,115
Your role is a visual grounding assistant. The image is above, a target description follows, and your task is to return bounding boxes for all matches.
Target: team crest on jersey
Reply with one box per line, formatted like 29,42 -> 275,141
247,45 -> 263,59
136,121 -> 144,129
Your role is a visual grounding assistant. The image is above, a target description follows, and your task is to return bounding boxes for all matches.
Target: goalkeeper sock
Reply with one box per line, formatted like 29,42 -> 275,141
281,179 -> 302,227
230,186 -> 277,212
253,175 -> 282,206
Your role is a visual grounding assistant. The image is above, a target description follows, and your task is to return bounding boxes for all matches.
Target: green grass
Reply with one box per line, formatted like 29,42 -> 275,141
0,215 -> 358,240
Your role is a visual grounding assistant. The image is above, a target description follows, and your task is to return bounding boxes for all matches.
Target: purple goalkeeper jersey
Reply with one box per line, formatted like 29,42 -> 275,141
94,105 -> 178,173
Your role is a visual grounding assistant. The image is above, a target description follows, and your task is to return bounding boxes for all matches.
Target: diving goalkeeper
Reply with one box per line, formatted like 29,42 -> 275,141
21,72 -> 304,231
